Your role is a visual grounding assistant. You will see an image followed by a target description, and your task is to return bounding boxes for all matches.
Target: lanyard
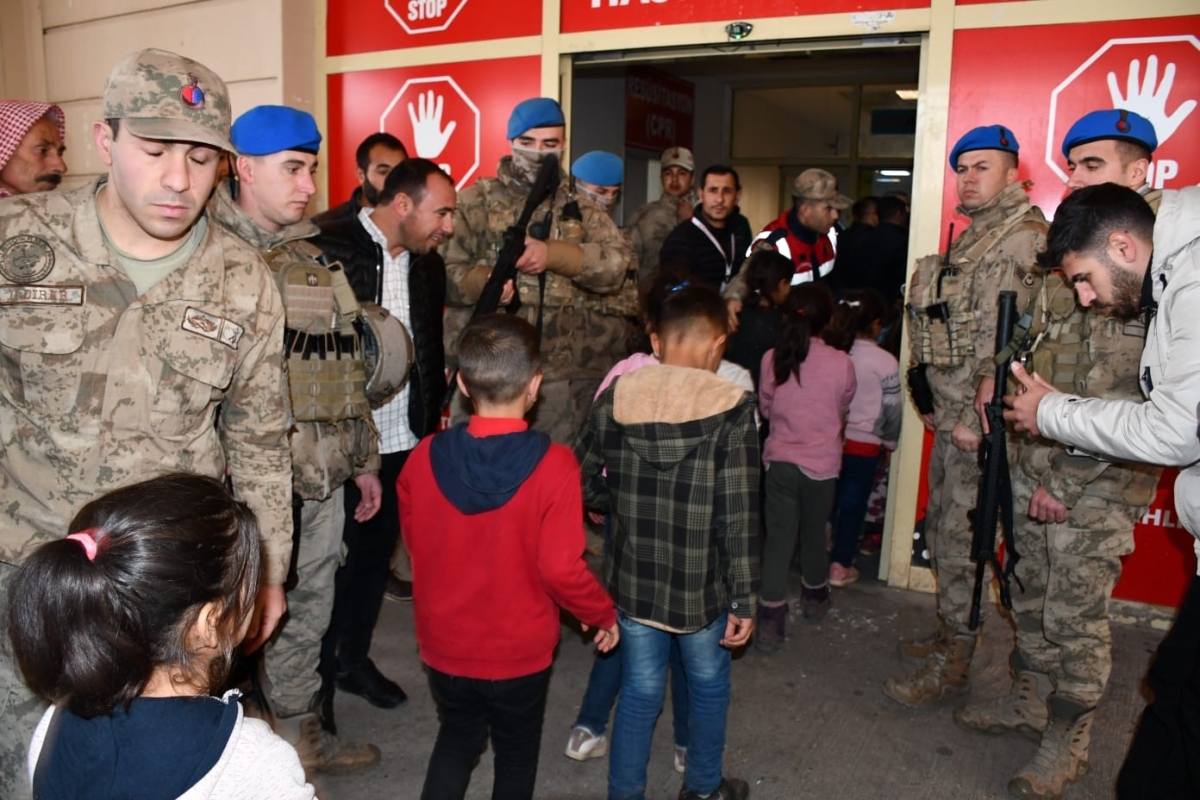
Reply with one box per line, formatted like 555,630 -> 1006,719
691,216 -> 735,282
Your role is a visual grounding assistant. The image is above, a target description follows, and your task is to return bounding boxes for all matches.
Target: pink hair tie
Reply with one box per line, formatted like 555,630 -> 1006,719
65,529 -> 100,561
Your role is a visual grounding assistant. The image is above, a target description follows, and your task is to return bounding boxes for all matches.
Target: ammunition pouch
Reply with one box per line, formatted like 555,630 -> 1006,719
909,253 -> 975,367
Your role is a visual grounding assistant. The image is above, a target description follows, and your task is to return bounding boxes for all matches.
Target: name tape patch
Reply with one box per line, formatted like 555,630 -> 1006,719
0,284 -> 84,305
181,306 -> 245,350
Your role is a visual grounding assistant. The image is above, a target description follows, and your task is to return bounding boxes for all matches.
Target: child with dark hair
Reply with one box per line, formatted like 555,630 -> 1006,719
576,277 -> 760,800
8,473 -> 314,800
758,283 -> 857,650
726,249 -> 795,390
398,313 -> 618,800
823,289 -> 901,587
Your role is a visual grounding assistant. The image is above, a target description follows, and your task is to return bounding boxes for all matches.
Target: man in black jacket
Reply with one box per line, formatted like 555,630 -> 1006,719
311,158 -> 453,722
659,165 -> 750,289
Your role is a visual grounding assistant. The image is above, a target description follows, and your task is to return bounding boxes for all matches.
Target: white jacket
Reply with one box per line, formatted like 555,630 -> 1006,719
1037,186 -> 1200,574
28,691 -> 316,800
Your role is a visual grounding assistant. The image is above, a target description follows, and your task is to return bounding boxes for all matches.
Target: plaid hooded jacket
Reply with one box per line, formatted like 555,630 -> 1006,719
574,364 -> 761,632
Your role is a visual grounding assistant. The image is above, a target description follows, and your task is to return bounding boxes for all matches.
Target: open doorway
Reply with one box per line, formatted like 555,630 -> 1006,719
569,41 -> 920,234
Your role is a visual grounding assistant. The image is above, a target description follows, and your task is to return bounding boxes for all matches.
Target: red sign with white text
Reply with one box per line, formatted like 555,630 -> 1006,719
625,67 -> 695,152
562,0 -> 929,34
1114,470 -> 1195,608
326,0 -> 539,56
940,17 -> 1200,229
325,57 -> 541,205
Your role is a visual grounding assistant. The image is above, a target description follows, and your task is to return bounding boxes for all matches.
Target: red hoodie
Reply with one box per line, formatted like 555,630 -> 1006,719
398,415 -> 616,680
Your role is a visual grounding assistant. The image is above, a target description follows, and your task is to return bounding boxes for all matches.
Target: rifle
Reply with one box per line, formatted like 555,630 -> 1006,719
968,289 -> 1025,631
443,153 -> 561,409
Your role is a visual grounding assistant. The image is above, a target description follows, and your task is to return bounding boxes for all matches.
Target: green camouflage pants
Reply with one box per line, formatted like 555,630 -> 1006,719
264,488 -> 345,717
1011,471 -> 1134,707
925,430 -> 983,636
529,378 -> 602,445
0,561 -> 45,800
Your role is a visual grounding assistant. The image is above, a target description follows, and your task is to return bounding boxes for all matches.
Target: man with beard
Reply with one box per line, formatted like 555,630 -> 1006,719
1005,183 -> 1200,800
0,101 -> 67,198
311,158 -> 453,722
953,110 -> 1163,800
0,50 -> 292,799
442,97 -> 631,443
659,164 -> 750,291
626,146 -> 697,284
313,132 -> 408,225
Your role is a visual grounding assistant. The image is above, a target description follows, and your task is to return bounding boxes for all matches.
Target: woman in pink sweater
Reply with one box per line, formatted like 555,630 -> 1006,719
824,290 -> 902,587
758,284 -> 856,652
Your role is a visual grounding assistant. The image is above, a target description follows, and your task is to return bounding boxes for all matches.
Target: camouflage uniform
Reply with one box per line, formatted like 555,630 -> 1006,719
443,156 -> 633,442
1010,277 -> 1161,709
909,180 -> 1047,638
0,178 -> 291,796
212,183 -> 379,717
626,189 -> 696,284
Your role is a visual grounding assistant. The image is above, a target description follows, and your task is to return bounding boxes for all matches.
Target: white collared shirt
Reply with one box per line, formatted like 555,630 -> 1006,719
359,207 -> 417,454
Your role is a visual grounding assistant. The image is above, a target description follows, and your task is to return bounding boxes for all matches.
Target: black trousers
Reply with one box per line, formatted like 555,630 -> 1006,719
421,667 -> 551,800
320,449 -> 409,679
1117,573 -> 1200,799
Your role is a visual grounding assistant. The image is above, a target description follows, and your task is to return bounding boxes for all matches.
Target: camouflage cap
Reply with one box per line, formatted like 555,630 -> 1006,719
101,49 -> 232,151
793,168 -> 852,209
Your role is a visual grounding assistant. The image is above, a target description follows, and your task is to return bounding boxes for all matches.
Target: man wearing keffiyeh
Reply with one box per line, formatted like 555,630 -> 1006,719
0,101 -> 66,199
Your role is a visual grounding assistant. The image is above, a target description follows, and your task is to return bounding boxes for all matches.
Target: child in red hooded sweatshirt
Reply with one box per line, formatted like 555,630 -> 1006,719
398,313 -> 618,800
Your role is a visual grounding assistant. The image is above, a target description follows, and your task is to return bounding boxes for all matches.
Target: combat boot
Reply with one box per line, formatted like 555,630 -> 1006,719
898,618 -> 951,661
954,663 -> 1052,740
883,634 -> 975,707
275,711 -> 381,775
1007,695 -> 1094,800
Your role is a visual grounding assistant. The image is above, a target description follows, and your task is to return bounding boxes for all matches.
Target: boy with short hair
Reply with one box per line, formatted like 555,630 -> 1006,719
575,282 -> 761,800
398,313 -> 619,800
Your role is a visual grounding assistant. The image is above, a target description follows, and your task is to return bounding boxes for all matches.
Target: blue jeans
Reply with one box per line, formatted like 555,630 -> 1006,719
609,612 -> 731,800
829,451 -> 881,568
574,638 -> 689,746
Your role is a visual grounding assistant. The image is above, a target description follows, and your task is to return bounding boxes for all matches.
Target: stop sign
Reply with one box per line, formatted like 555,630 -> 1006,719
380,77 -> 481,189
384,0 -> 469,34
1047,36 -> 1200,190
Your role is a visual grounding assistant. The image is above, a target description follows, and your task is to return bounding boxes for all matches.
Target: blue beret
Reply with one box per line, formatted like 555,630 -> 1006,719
1061,109 -> 1157,157
507,98 -> 565,141
572,150 -> 623,187
230,105 -> 322,156
949,124 -> 1019,169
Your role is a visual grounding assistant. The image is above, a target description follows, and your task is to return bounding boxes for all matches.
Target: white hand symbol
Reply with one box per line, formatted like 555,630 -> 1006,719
1107,55 -> 1197,144
407,90 -> 458,159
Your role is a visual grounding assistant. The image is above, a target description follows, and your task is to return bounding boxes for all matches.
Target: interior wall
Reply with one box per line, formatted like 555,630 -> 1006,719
1,0 -> 316,191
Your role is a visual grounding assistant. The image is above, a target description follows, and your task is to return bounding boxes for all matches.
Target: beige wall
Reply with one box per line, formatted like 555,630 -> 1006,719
0,0 -> 316,190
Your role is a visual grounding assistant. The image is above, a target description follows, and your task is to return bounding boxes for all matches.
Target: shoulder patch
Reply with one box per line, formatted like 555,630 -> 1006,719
0,235 -> 56,284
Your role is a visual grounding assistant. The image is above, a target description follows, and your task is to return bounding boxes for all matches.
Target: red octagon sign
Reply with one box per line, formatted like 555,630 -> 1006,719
1047,35 -> 1200,190
381,77 -> 481,190
384,0 -> 469,35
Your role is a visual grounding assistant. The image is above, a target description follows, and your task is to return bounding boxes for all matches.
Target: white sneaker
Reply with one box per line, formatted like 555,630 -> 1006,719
565,726 -> 608,761
674,745 -> 687,773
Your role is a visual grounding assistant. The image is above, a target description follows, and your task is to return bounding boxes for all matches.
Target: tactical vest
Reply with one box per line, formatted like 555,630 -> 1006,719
265,241 -> 371,424
909,213 -> 1045,367
1021,277 -> 1093,393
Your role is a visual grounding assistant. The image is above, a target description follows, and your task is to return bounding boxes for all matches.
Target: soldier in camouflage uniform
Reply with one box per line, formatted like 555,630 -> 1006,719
625,146 -> 697,285
443,98 -> 632,443
0,50 -> 292,798
213,105 -> 381,775
885,125 -> 1046,709
954,109 -> 1162,800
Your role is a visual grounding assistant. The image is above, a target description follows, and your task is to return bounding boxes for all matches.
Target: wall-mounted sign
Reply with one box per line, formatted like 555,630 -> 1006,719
325,57 -> 541,205
327,0 -> 539,56
562,0 -> 929,34
625,66 -> 694,152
